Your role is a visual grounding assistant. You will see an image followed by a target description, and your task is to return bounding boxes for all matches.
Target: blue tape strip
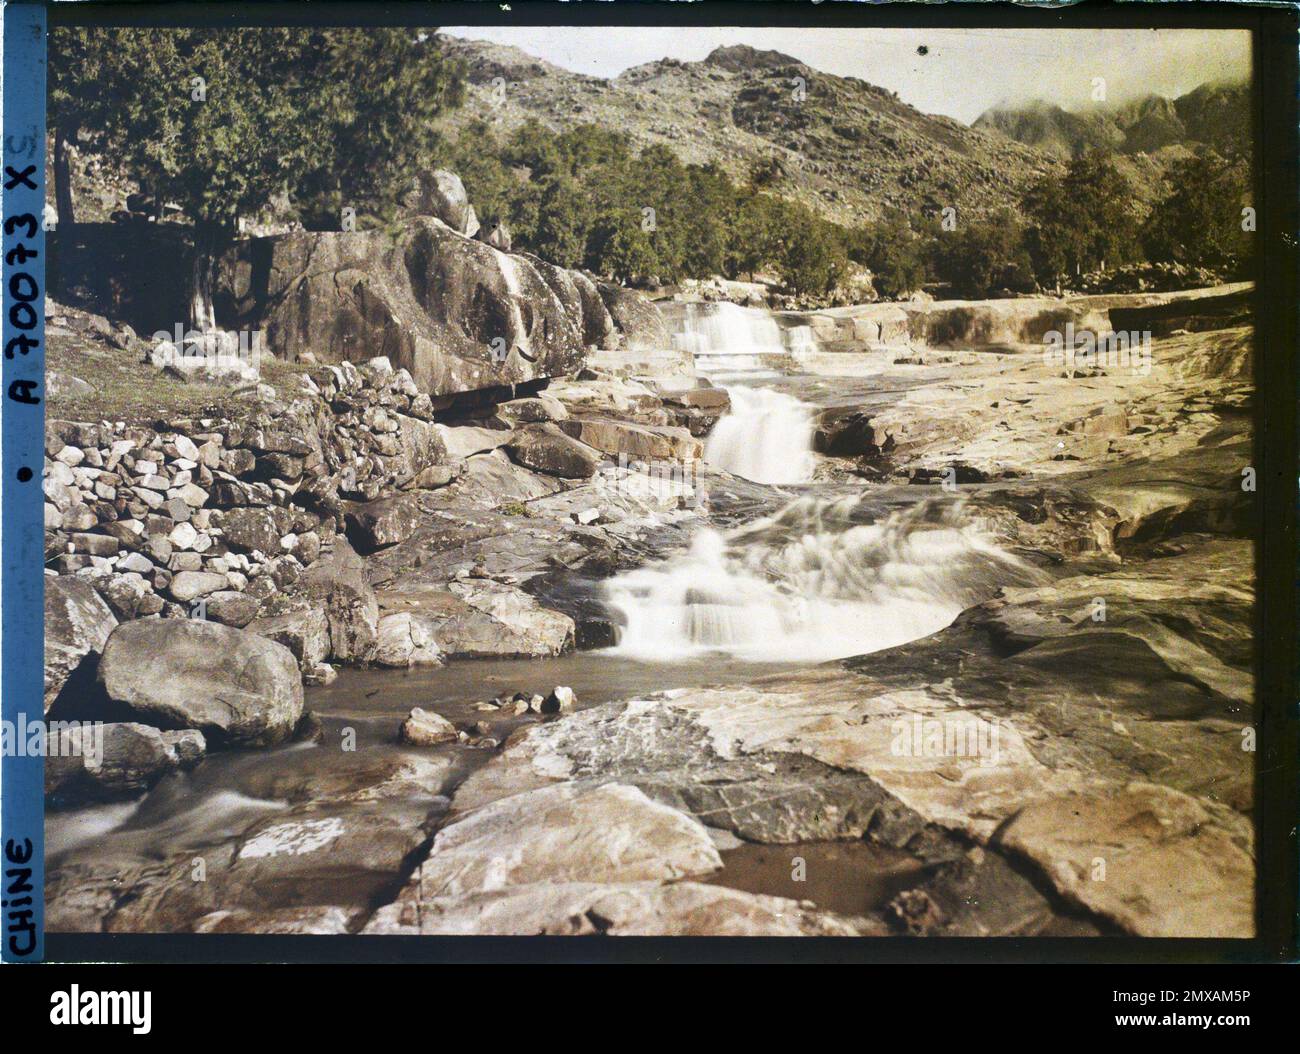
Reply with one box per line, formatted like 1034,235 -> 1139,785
2,0 -> 47,963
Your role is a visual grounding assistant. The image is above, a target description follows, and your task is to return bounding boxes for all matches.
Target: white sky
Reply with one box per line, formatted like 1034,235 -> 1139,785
442,26 -> 1251,124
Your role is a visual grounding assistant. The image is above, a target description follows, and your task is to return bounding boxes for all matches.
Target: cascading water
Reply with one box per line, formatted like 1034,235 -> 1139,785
603,498 -> 1041,663
661,300 -> 819,484
704,386 -> 816,485
669,302 -> 788,357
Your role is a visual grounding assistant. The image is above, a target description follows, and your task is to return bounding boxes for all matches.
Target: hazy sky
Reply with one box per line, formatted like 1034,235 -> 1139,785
442,26 -> 1250,124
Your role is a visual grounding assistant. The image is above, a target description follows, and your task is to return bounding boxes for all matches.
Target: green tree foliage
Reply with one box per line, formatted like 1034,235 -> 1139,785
1142,154 -> 1251,272
930,208 -> 1035,299
49,26 -> 463,326
1024,152 -> 1141,288
435,120 -> 850,295
845,212 -> 929,299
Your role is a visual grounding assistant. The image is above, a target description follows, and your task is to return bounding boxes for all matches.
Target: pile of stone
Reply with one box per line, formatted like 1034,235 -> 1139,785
43,358 -> 454,655
303,358 -> 449,501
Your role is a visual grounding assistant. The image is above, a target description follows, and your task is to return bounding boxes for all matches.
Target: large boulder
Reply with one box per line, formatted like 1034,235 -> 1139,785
597,284 -> 672,350
557,417 -> 704,461
505,422 -> 603,479
376,613 -> 443,668
402,169 -> 480,237
523,255 -> 618,350
216,218 -> 587,397
97,621 -> 303,747
300,541 -> 379,664
344,493 -> 425,551
46,723 -> 206,804
364,880 -> 872,937
247,605 -> 331,670
45,576 -> 118,713
401,782 -> 722,898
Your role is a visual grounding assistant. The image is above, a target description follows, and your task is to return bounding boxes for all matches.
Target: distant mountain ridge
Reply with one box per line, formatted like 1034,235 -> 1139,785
437,36 -> 1056,227
973,82 -> 1249,160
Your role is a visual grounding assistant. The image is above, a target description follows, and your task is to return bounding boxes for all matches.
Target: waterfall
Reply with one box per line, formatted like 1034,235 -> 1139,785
603,498 -> 1040,663
704,386 -> 816,485
668,302 -> 787,358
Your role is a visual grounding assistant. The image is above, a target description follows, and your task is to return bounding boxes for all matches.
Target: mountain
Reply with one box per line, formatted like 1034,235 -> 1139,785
436,37 -> 1056,227
974,83 -> 1249,161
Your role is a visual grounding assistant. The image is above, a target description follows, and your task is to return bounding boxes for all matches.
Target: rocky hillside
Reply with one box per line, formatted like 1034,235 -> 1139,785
974,82 -> 1249,161
437,37 -> 1055,227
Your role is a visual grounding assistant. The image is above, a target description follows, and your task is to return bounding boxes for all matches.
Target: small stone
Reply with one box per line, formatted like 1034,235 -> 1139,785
169,521 -> 198,550
541,685 -> 577,714
399,706 -> 457,746
168,570 -> 228,603
117,551 -> 154,575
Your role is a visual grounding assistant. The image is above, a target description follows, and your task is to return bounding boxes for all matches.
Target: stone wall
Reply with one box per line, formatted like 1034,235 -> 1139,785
43,358 -> 452,711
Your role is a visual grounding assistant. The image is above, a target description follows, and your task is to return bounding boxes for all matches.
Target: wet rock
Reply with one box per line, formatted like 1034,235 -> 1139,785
45,576 -> 118,713
193,906 -> 357,935
97,620 -> 303,747
399,707 -> 458,746
541,685 -> 577,714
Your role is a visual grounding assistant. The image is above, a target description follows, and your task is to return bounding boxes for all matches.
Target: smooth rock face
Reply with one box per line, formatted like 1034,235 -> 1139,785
398,782 -> 722,900
217,217 -> 591,397
997,782 -> 1253,938
376,614 -> 443,668
97,620 -> 303,747
48,752 -> 455,933
193,906 -> 357,935
45,576 -> 118,713
365,880 -> 873,937
377,583 -> 575,660
404,169 -> 480,238
598,284 -> 673,351
558,417 -> 704,461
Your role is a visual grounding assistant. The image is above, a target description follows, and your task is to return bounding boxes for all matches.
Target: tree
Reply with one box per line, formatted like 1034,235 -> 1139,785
49,27 -> 462,329
931,208 -> 1035,299
1024,152 -> 1141,288
1142,153 -> 1251,272
851,212 -> 929,299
